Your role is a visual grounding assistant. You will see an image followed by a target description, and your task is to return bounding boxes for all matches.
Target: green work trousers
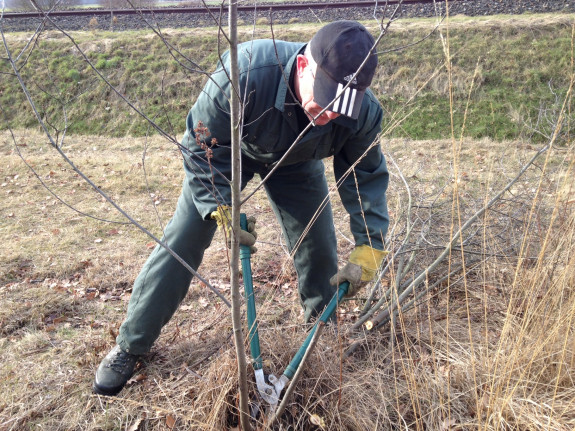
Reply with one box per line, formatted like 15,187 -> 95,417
117,157 -> 338,355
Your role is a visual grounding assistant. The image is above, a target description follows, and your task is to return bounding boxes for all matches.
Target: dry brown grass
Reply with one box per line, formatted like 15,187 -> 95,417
1,129 -> 574,430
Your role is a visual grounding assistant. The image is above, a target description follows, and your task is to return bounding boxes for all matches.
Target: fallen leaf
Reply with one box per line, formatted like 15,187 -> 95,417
439,365 -> 450,378
127,373 -> 147,385
127,417 -> 143,431
109,327 -> 119,339
165,414 -> 176,429
309,413 -> 325,428
440,418 -> 457,430
85,291 -> 99,300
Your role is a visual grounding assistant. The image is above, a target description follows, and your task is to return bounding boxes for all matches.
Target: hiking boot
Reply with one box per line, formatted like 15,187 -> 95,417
93,345 -> 139,396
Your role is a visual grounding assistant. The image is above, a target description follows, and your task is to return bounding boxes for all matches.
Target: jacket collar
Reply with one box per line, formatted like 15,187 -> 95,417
274,44 -> 304,112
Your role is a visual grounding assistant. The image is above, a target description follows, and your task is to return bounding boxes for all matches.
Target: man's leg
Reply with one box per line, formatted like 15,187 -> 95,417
94,175 -> 217,396
263,160 -> 338,322
117,177 -> 217,355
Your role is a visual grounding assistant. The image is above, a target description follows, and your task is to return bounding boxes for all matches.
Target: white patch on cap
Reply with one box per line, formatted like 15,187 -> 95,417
347,89 -> 357,117
343,73 -> 358,85
333,83 -> 357,117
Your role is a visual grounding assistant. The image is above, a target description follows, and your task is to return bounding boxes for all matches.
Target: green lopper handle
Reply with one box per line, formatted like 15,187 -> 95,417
240,213 -> 262,370
283,281 -> 349,379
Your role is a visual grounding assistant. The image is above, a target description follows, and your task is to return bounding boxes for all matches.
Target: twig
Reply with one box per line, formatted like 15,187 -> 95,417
351,140 -> 554,335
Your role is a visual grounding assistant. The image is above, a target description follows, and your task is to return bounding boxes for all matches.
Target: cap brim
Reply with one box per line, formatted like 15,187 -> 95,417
313,67 -> 366,120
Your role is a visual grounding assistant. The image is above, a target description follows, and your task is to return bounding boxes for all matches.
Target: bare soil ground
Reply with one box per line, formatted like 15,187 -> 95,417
1,129 -> 574,430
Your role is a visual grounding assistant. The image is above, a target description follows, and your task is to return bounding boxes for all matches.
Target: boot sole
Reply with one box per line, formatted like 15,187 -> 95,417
92,381 -> 123,396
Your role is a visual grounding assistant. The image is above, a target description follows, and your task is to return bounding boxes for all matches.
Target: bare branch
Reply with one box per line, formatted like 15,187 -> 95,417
0,23 -> 231,307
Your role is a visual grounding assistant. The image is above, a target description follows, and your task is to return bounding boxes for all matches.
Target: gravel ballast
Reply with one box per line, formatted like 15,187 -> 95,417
1,0 -> 574,32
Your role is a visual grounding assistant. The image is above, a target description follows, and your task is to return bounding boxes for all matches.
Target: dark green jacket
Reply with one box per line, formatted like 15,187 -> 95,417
182,39 -> 389,249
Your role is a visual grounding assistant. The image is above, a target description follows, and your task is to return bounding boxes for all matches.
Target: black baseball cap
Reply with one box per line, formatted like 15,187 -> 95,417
309,20 -> 378,120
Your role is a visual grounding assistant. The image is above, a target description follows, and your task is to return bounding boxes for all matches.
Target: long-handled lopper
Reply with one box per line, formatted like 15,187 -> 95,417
240,213 -> 350,418
239,214 -> 278,411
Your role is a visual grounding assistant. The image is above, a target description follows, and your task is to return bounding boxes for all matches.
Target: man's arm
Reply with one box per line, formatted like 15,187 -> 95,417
181,60 -> 235,220
334,100 -> 389,250
330,100 -> 389,296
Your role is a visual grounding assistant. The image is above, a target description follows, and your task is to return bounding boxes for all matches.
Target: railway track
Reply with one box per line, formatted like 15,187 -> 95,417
1,0 -> 571,32
0,0 -> 464,19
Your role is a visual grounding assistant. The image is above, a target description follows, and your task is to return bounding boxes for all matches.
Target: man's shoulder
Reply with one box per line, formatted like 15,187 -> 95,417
361,88 -> 383,121
238,39 -> 304,53
237,39 -> 304,70
364,88 -> 382,109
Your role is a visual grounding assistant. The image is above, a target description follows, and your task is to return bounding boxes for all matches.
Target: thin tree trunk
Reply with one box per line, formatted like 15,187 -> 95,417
228,0 -> 252,428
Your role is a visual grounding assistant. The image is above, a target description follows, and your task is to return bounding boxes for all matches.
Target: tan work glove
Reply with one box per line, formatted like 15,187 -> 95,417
329,245 -> 388,297
210,206 -> 257,253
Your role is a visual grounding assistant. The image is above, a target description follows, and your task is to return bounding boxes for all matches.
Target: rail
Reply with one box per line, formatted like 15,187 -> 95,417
1,0 -> 466,19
